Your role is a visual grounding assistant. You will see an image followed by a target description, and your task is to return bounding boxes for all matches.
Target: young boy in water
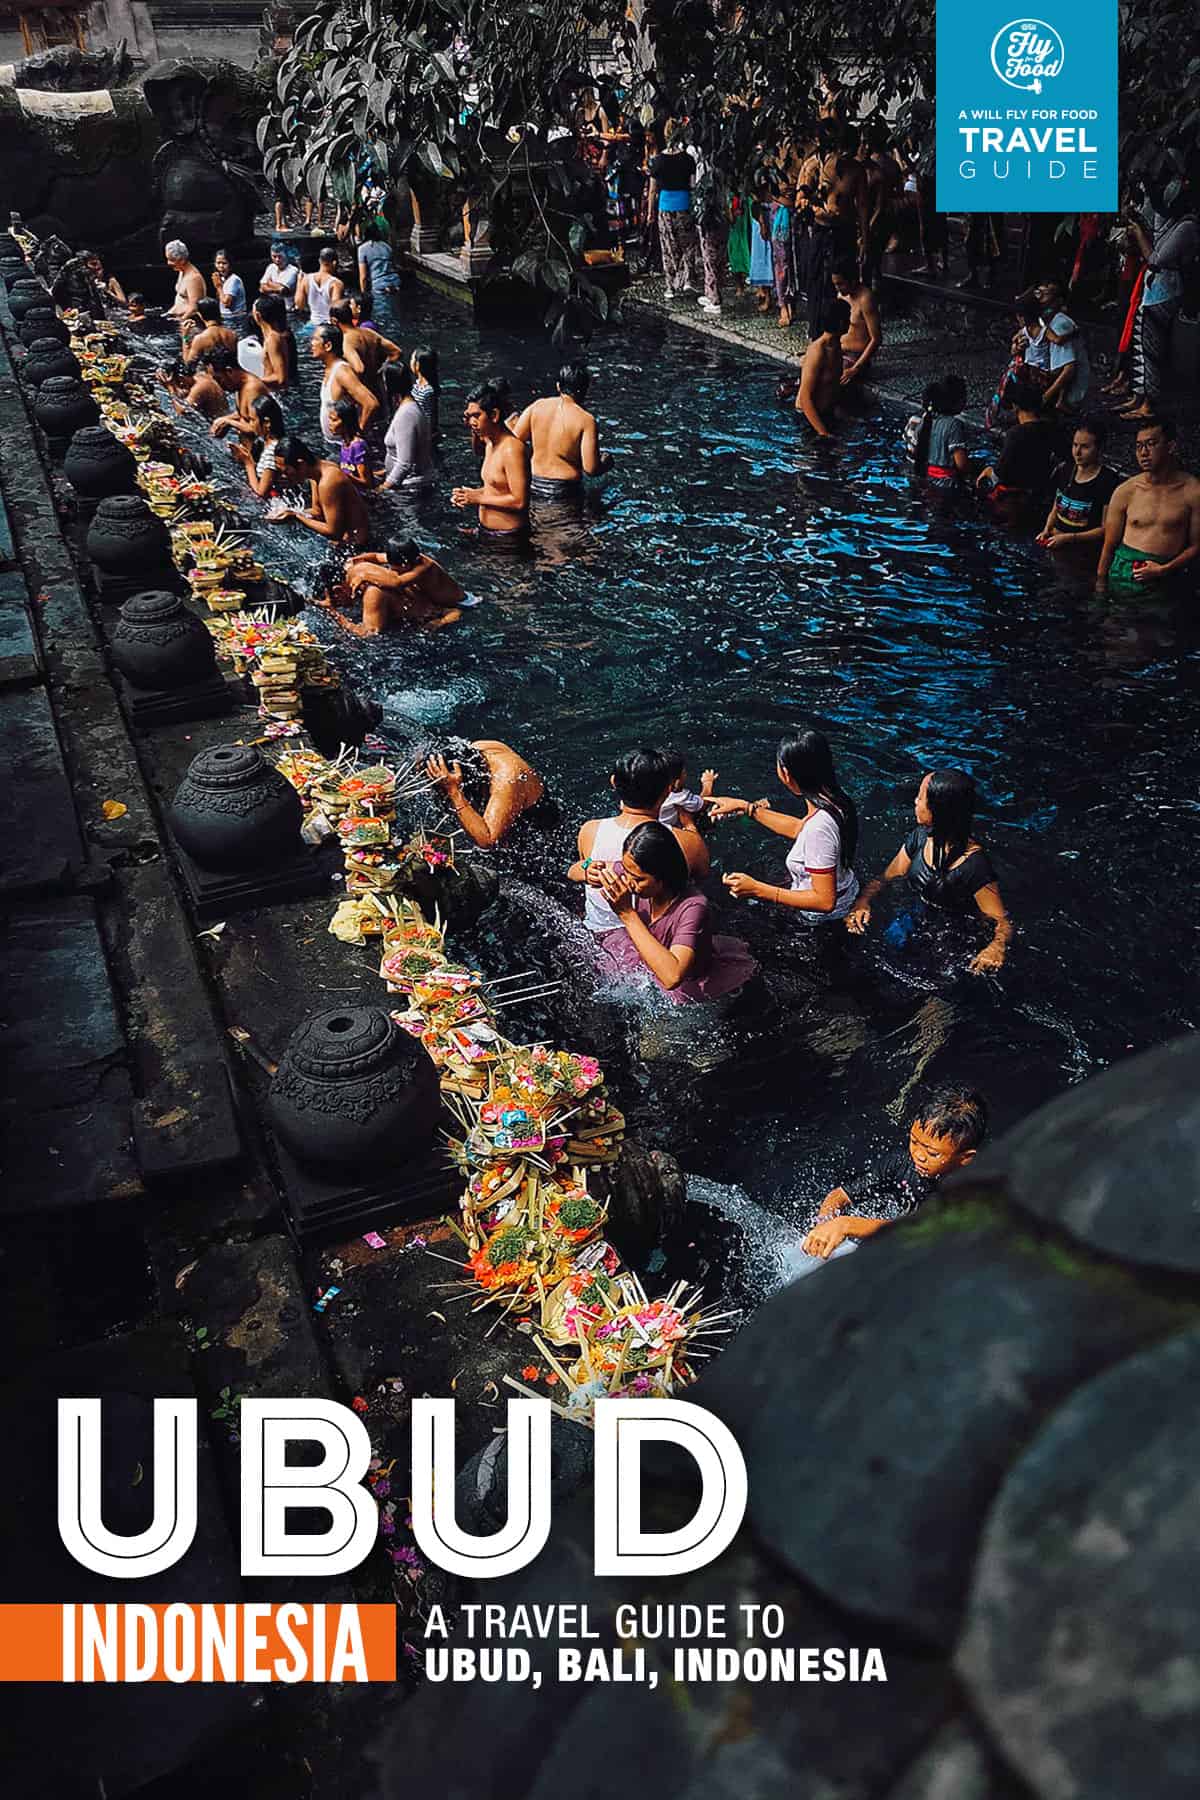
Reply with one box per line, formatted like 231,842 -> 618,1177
794,1086 -> 989,1275
658,753 -> 717,828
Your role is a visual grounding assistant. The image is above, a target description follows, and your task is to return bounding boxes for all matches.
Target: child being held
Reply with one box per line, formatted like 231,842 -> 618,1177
794,1086 -> 989,1276
658,753 -> 716,829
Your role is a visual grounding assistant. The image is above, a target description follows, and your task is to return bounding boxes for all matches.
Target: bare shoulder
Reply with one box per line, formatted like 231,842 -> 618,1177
1110,471 -> 1141,503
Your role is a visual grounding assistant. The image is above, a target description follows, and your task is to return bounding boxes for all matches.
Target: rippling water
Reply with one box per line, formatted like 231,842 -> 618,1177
145,286 -> 1200,1246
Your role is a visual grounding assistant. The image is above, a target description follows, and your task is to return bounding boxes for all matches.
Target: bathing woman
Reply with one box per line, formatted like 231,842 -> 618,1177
708,731 -> 859,921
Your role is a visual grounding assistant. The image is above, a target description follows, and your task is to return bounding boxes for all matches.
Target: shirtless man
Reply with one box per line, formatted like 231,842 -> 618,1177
330,299 -> 403,392
796,299 -> 850,437
164,239 -> 205,326
330,540 -> 468,635
181,299 -> 238,366
814,132 -> 869,262
858,128 -> 902,274
510,360 -> 607,502
272,436 -> 370,547
252,295 -> 294,390
427,740 -> 548,847
312,322 -> 380,442
1096,415 -> 1200,597
207,352 -> 269,438
831,263 -> 882,387
452,379 -> 530,542
157,351 -> 226,421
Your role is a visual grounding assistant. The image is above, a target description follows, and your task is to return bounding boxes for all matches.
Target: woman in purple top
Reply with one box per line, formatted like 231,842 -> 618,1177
596,822 -> 757,1004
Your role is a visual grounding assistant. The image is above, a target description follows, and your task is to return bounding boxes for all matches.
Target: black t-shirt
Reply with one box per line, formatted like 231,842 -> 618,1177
843,1149 -> 938,1223
904,826 -> 997,913
649,152 -> 696,192
1051,464 -> 1122,532
995,419 -> 1059,494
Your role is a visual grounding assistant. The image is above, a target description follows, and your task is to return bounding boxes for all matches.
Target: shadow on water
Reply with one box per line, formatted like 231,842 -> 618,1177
131,288 -> 1200,1279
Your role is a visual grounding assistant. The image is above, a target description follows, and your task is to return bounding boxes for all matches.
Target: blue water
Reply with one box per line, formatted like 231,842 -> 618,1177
143,287 -> 1200,1281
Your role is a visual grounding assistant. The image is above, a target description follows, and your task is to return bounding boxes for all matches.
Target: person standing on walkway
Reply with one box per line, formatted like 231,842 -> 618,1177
648,120 -> 701,301
1120,196 -> 1199,419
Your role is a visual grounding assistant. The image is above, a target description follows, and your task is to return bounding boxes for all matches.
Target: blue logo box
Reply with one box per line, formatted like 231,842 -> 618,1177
937,2 -> 1117,211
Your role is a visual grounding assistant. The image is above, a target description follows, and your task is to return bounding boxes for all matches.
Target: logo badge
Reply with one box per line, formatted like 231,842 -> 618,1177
990,18 -> 1066,94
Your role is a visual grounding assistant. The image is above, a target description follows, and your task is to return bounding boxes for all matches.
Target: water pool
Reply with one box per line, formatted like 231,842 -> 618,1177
151,285 -> 1200,1287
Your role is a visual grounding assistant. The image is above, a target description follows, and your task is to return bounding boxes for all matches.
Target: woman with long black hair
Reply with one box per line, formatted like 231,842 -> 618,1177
707,730 -> 860,921
846,769 -> 1012,973
595,821 -> 757,1001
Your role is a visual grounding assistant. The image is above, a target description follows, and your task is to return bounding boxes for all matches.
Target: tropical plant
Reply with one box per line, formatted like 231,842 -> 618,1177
261,0 -> 636,333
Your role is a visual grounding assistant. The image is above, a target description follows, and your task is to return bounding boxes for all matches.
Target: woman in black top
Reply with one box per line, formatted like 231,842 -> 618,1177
846,769 -> 1012,973
976,381 -> 1059,528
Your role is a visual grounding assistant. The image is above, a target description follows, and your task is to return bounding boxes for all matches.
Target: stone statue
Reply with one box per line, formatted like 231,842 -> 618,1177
0,53 -> 264,253
12,43 -> 136,92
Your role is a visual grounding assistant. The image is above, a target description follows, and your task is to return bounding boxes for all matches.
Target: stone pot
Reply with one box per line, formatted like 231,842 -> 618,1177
169,743 -> 304,872
268,1005 -> 441,1174
0,262 -> 29,293
22,338 -> 81,388
112,590 -> 218,692
7,279 -> 51,320
63,425 -> 137,509
86,494 -> 175,592
18,310 -> 69,349
33,376 -> 99,455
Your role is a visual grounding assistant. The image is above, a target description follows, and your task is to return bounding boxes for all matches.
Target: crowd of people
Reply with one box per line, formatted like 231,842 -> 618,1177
32,176 -> 1194,1270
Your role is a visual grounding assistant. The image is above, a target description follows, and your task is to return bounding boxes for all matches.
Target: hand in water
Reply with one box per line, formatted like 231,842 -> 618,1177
266,500 -> 291,521
427,752 -> 462,791
598,865 -> 635,913
801,1218 -> 853,1258
969,941 -> 1005,975
705,795 -> 746,820
845,901 -> 871,934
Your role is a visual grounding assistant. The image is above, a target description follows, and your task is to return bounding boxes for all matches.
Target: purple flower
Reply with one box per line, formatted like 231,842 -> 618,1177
374,1478 -> 391,1499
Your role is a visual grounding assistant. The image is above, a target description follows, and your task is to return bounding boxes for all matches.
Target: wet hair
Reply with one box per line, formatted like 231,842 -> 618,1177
467,376 -> 510,418
663,749 -> 686,786
411,346 -> 439,389
1009,380 -> 1042,416
214,246 -> 230,263
558,360 -> 591,401
386,537 -> 420,568
436,735 -> 490,809
314,322 -> 344,357
914,374 -> 968,476
622,821 -> 689,896
611,747 -> 680,811
195,298 -> 220,323
776,731 -> 858,864
383,360 -> 415,407
318,246 -> 337,266
830,261 -> 859,287
203,348 -> 238,376
923,767 -> 977,874
251,393 -> 284,438
128,292 -> 145,307
1073,415 -> 1107,450
1018,299 -> 1043,329
269,240 -> 289,259
277,434 -> 316,469
330,397 -> 360,440
1135,412 -> 1176,442
164,239 -> 189,261
912,1086 -> 989,1151
820,298 -> 852,338
331,299 -> 355,327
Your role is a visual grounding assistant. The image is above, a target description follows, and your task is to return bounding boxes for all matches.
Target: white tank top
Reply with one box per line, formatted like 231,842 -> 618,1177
320,363 -> 340,441
308,273 -> 334,324
583,816 -> 631,933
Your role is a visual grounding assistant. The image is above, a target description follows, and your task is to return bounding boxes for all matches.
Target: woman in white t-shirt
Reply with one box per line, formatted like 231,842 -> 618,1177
708,731 -> 859,922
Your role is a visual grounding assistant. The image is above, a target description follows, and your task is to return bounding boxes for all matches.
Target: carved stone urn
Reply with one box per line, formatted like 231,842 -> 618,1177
22,337 -> 81,388
111,590 -> 218,692
86,494 -> 177,599
18,308 -> 70,348
63,424 -> 137,513
169,744 -> 303,872
7,277 -> 51,319
33,375 -> 99,455
268,1005 -> 441,1173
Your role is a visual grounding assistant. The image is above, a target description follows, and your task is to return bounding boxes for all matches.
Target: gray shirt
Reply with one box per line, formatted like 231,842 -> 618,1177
382,400 -> 433,487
